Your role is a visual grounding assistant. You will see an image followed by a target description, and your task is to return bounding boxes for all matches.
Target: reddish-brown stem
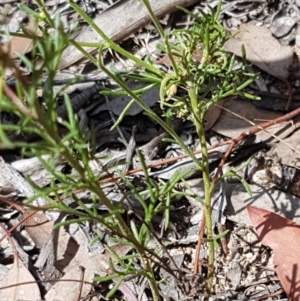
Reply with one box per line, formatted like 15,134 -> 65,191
99,105 -> 300,185
0,222 -> 18,264
193,213 -> 206,274
0,197 -> 38,243
254,288 -> 284,301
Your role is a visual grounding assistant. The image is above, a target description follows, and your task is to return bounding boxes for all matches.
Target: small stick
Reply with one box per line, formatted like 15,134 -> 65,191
77,266 -> 86,301
122,125 -> 137,173
254,288 -> 284,301
216,222 -> 228,256
193,214 -> 206,274
0,197 -> 37,243
278,76 -> 292,111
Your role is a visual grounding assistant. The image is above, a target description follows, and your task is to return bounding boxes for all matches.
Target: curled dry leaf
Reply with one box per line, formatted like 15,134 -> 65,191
247,206 -> 300,300
224,23 -> 293,79
0,261 -> 41,301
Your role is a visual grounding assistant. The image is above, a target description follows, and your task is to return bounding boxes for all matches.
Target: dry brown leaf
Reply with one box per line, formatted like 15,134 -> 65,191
55,227 -> 90,274
47,231 -> 132,301
0,261 -> 41,301
45,265 -> 94,301
0,36 -> 34,59
247,206 -> 300,300
224,23 -> 293,78
204,99 -> 228,131
55,227 -> 131,274
46,244 -> 132,301
0,15 -> 41,59
211,98 -> 284,141
25,211 -> 53,249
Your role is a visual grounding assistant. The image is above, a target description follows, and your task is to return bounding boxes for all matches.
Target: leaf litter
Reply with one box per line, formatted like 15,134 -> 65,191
247,206 -> 300,301
0,260 -> 41,301
224,23 -> 293,79
1,0 -> 300,300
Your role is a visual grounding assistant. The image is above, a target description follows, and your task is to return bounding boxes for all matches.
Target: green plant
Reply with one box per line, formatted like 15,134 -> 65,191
0,0 -> 256,300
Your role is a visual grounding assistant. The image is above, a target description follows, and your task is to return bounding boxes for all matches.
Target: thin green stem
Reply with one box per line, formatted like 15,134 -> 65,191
69,40 -> 100,67
144,257 -> 160,301
89,184 -> 137,238
31,103 -> 135,240
188,87 -> 214,299
99,59 -> 203,171
140,0 -> 179,76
